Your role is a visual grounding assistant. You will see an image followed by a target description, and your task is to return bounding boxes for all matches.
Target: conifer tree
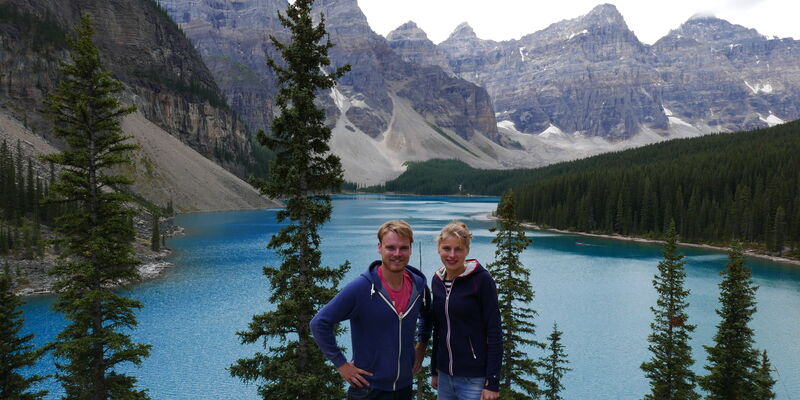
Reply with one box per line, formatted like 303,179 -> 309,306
752,350 -> 776,400
640,221 -> 699,400
0,262 -> 47,399
43,14 -> 150,399
414,357 -> 436,400
487,190 -> 543,399
772,206 -> 786,255
539,322 -> 571,400
229,1 -> 350,398
699,242 -> 760,399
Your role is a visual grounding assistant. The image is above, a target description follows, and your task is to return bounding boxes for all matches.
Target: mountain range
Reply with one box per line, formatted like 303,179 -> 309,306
2,0 -> 799,203
159,0 -> 800,184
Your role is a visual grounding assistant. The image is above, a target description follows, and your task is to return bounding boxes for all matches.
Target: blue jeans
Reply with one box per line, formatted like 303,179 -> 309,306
437,370 -> 485,400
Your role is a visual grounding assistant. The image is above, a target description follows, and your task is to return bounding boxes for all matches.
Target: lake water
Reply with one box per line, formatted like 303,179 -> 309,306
20,195 -> 800,399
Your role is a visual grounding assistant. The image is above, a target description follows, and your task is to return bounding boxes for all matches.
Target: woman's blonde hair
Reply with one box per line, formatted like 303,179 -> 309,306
435,220 -> 472,248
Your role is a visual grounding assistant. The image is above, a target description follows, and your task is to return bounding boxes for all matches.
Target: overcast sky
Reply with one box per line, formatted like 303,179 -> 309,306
356,0 -> 799,45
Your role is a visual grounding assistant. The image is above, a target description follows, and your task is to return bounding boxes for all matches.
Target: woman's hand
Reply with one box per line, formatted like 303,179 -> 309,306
481,389 -> 499,400
431,375 -> 438,389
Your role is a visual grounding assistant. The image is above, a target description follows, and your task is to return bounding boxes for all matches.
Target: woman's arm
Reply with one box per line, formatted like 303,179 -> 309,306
480,275 -> 503,393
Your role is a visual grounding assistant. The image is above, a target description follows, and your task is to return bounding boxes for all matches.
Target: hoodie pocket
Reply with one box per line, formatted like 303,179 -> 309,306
468,337 -> 477,360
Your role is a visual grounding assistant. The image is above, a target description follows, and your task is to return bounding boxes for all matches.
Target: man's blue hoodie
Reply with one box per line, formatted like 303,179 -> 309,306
310,261 -> 431,392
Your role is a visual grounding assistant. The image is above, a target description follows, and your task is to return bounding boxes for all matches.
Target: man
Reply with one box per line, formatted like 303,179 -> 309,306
311,220 -> 431,399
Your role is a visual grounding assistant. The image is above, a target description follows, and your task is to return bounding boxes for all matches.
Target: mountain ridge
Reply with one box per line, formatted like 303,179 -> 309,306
389,3 -> 799,144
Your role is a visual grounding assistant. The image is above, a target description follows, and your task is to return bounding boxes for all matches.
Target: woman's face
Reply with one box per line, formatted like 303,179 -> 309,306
437,235 -> 468,276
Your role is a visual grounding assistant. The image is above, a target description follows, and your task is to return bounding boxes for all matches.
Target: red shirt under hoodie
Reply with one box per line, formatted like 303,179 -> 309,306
378,266 -> 412,315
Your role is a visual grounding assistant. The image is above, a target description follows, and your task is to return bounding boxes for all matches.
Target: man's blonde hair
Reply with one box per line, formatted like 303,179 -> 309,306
377,220 -> 414,243
436,220 -> 472,248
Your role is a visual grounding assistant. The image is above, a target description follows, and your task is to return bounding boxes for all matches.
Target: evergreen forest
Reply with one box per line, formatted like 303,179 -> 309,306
366,121 -> 800,256
0,139 -> 63,259
513,121 -> 800,255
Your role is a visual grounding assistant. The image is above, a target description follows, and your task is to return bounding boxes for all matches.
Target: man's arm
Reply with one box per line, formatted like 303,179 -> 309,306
310,279 -> 360,368
310,278 -> 375,387
414,283 -> 433,374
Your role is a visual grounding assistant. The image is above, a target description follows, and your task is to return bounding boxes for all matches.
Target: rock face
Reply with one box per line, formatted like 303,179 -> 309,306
316,0 -> 498,142
156,0 -> 505,184
393,4 -> 800,141
651,17 -> 800,133
156,0 -> 286,133
0,0 -> 272,210
386,21 -> 453,75
435,4 -> 667,140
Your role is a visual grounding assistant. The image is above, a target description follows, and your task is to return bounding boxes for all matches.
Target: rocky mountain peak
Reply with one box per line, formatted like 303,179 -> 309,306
386,21 -> 430,41
447,22 -> 479,41
582,3 -> 628,28
314,0 -> 373,36
673,16 -> 763,44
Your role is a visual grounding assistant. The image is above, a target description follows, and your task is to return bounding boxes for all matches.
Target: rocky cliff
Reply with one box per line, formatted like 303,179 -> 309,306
156,0 -> 507,184
651,16 -> 800,133
392,4 -> 799,143
385,21 -> 454,76
429,4 -> 667,140
0,0 -> 275,211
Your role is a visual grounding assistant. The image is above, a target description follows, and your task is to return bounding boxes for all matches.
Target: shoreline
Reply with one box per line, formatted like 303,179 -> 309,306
519,221 -> 800,267
14,256 -> 175,297
11,219 -> 186,298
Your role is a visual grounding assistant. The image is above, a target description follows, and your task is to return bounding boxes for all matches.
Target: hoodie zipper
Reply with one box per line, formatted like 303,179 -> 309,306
378,291 -> 421,391
444,277 -> 456,375
468,337 -> 477,359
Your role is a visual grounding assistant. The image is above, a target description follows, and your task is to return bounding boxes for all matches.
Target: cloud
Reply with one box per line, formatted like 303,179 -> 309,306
720,0 -> 767,11
689,12 -> 716,20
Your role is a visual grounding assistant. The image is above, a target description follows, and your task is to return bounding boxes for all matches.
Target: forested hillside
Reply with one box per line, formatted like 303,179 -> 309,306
369,121 -> 799,255
513,121 -> 800,254
361,159 -> 531,195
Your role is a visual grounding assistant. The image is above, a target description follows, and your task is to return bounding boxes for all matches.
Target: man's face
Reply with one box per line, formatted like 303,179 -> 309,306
378,231 -> 412,273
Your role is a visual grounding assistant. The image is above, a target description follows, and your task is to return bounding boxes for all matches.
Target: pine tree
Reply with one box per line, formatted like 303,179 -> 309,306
42,14 -> 150,399
0,262 -> 47,399
228,1 -> 351,398
414,350 -> 436,400
772,206 -> 786,255
752,350 -> 776,400
539,322 -> 571,400
640,221 -> 700,400
699,242 -> 760,399
487,190 -> 543,399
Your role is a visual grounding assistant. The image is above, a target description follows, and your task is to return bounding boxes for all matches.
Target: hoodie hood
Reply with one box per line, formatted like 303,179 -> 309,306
362,260 -> 428,309
363,260 -> 426,288
434,259 -> 483,280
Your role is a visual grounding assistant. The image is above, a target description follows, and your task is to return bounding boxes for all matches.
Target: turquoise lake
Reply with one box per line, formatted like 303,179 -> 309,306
20,195 -> 800,399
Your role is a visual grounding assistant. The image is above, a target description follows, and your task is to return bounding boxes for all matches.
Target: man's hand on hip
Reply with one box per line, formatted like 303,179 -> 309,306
337,362 -> 373,388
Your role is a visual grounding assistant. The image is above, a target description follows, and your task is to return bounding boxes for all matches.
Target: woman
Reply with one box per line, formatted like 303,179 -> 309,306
429,221 -> 502,400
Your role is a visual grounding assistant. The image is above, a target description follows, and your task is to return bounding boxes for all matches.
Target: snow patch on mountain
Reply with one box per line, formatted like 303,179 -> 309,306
497,120 -> 517,130
538,124 -> 565,138
759,113 -> 784,127
744,80 -> 774,94
568,29 -> 588,40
